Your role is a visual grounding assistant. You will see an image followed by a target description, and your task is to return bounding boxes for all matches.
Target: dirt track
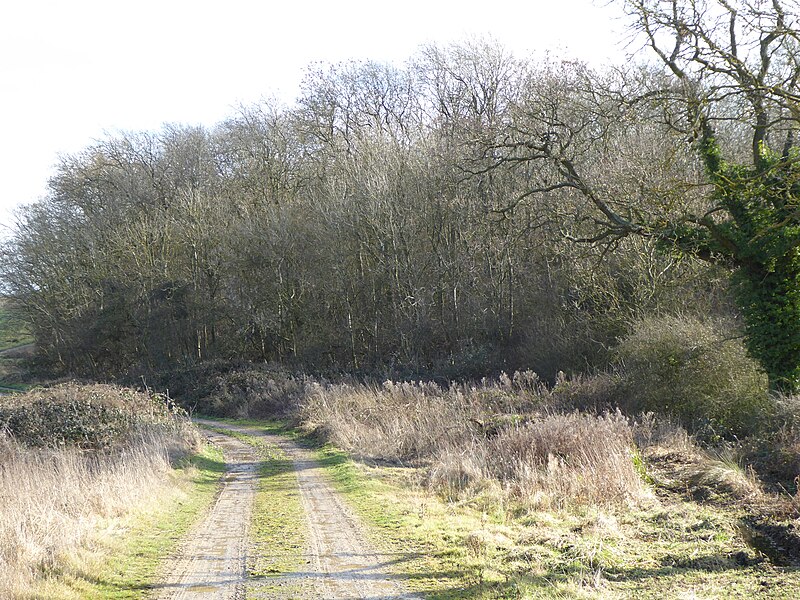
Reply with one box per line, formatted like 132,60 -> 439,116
157,420 -> 418,599
154,429 -> 257,599
0,343 -> 34,358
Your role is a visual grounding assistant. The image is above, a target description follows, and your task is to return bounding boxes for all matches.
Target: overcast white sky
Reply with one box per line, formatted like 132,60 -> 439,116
0,0 -> 628,229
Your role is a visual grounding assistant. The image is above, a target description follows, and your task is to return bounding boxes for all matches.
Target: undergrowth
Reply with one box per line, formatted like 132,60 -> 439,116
0,383 -> 204,596
301,378 -> 648,509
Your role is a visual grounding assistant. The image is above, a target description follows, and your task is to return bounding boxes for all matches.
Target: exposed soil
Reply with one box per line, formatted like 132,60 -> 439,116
153,429 -> 257,599
646,446 -> 800,567
0,343 -> 34,356
164,420 -> 418,599
740,516 -> 800,567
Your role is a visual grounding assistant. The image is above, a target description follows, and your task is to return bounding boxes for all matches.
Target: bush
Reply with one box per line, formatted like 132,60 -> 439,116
738,394 -> 800,487
614,315 -> 772,439
206,368 -> 308,417
0,383 -> 187,450
144,361 -> 309,418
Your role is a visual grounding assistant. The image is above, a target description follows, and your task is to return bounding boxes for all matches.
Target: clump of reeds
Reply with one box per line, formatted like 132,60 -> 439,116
429,411 -> 646,508
301,379 -> 492,461
301,374 -> 650,507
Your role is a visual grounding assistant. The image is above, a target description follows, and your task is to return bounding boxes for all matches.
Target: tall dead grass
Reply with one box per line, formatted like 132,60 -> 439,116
301,375 -> 649,508
302,379 -> 499,461
430,411 -> 646,508
0,385 -> 199,595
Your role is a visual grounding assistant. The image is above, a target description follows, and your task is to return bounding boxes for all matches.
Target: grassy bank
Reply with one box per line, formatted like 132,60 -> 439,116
297,381 -> 800,598
0,300 -> 34,391
0,384 -> 225,599
221,417 -> 800,599
0,300 -> 32,352
314,444 -> 800,598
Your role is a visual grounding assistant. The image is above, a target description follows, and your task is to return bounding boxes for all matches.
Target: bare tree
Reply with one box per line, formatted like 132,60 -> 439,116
484,1 -> 800,390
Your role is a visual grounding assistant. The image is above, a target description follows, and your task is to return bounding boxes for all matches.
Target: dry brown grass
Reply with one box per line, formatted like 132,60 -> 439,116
431,411 -> 648,508
301,376 -> 650,508
301,379 -> 496,461
0,384 -> 199,595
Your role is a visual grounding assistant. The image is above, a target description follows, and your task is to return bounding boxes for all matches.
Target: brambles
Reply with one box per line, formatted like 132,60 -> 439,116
0,382 -> 189,450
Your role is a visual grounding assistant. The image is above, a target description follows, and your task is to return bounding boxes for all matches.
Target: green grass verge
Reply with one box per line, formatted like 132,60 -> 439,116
0,301 -> 32,352
219,419 -> 800,599
31,444 -> 226,599
314,446 -> 800,599
0,300 -> 34,391
308,441 -> 497,598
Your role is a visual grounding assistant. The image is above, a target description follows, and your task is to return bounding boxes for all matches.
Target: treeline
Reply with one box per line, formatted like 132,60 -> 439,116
2,41 -> 725,378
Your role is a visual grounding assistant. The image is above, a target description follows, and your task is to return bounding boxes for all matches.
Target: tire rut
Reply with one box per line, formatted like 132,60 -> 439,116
194,420 -> 420,600
154,429 -> 258,599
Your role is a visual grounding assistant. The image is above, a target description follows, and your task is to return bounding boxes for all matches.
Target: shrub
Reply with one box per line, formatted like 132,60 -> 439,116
614,315 -> 772,439
0,383 -> 188,450
145,361 -> 308,418
205,368 -> 307,417
740,394 -> 800,487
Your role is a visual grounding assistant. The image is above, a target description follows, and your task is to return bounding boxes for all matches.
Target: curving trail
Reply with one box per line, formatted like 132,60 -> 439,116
0,343 -> 34,357
156,420 -> 418,600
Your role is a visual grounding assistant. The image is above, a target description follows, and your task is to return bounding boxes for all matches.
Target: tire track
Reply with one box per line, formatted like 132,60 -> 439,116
196,420 -> 419,600
154,429 -> 258,599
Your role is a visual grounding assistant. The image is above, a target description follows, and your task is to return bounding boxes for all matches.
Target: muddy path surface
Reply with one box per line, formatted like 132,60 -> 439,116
193,419 -> 419,600
153,428 -> 257,599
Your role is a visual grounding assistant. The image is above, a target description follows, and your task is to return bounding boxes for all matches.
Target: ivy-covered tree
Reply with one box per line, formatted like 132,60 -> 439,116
488,0 -> 800,392
629,0 -> 800,392
670,129 -> 800,393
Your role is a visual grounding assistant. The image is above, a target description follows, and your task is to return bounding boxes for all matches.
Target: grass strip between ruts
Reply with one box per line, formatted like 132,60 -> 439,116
208,419 -> 488,598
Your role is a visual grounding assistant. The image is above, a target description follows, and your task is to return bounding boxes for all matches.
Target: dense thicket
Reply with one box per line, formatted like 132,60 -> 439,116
0,41 -> 727,379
